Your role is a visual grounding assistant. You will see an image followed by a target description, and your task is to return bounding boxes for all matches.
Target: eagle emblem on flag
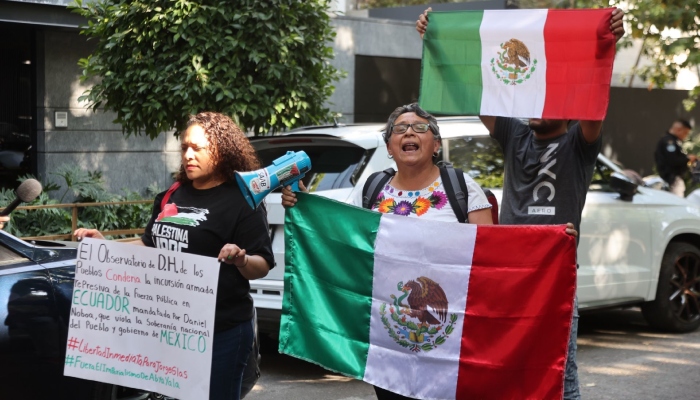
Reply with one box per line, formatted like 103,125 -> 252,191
491,38 -> 538,86
380,276 -> 458,352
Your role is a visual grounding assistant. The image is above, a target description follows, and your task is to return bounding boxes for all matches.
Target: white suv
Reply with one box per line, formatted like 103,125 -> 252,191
250,117 -> 700,334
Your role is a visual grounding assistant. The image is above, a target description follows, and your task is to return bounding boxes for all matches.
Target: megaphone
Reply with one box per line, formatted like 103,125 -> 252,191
235,151 -> 312,209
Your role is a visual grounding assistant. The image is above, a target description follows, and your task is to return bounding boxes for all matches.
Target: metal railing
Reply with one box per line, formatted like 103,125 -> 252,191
4,200 -> 153,242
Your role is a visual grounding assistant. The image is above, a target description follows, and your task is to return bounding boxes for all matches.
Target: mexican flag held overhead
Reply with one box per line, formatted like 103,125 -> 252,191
419,8 -> 617,120
279,193 -> 577,400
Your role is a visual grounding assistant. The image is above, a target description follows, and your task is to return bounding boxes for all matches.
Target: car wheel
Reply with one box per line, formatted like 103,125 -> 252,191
642,242 -> 700,332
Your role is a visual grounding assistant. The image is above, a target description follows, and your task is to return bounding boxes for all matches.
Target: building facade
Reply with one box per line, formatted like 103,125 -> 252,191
1,0 -> 698,195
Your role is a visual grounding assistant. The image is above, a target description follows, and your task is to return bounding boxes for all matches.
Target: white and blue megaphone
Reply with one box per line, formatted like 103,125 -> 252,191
235,151 -> 312,209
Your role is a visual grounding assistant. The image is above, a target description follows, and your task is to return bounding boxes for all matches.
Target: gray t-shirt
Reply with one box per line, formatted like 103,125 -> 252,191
492,117 -> 602,234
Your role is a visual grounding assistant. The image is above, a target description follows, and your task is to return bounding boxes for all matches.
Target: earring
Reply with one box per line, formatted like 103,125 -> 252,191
388,153 -> 393,159
433,152 -> 439,158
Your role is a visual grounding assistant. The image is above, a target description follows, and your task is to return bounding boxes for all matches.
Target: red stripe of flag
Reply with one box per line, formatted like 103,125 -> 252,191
456,225 -> 577,399
542,8 -> 616,120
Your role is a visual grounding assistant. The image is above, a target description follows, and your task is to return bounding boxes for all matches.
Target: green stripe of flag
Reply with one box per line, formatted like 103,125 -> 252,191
279,193 -> 381,378
420,11 -> 484,115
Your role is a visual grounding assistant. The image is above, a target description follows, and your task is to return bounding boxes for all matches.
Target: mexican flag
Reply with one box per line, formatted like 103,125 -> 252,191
279,193 -> 577,400
419,8 -> 616,120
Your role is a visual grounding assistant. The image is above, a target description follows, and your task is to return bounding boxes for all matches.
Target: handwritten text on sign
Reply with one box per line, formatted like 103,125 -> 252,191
64,238 -> 220,400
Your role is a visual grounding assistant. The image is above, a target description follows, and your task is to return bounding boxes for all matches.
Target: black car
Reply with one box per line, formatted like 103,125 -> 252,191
0,230 -> 260,399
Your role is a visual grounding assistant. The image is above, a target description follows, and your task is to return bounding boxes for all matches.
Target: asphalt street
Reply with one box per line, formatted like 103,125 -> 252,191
246,308 -> 700,400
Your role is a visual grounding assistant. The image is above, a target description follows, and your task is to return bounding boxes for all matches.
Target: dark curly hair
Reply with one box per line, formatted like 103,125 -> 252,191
176,112 -> 261,183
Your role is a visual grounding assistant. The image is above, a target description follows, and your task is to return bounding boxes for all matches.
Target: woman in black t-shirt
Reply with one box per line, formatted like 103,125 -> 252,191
75,112 -> 274,400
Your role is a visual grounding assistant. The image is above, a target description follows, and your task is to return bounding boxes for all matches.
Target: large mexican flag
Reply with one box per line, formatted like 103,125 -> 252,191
419,8 -> 616,120
279,193 -> 577,400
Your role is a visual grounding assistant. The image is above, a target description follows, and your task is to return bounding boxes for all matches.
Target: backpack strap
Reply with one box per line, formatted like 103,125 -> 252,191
439,164 -> 469,223
161,182 -> 181,211
362,168 -> 396,210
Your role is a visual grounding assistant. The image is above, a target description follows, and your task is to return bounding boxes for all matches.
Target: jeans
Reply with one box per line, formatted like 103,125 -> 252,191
209,319 -> 255,400
563,297 -> 580,400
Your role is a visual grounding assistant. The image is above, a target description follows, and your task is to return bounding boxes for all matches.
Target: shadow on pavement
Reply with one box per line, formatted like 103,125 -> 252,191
577,307 -> 700,400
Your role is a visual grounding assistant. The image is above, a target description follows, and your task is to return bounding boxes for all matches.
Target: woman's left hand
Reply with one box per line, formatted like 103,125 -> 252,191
218,244 -> 248,267
281,181 -> 308,208
565,223 -> 578,238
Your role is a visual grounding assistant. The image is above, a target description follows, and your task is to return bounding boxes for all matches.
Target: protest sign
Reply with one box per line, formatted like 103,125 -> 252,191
64,238 -> 219,400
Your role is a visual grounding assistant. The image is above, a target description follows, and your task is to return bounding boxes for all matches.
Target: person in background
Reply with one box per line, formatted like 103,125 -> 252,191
74,111 -> 273,400
654,119 -> 697,197
416,7 -> 624,400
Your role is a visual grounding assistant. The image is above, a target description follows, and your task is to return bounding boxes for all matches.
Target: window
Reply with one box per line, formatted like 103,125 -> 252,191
444,136 -> 505,189
255,145 -> 371,192
0,243 -> 28,266
0,25 -> 34,190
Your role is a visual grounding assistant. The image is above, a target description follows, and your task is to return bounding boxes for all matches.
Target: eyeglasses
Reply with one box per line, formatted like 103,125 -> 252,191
391,123 -> 430,135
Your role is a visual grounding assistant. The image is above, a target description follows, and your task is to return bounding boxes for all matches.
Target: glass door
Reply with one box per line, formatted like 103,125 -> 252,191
0,24 -> 34,190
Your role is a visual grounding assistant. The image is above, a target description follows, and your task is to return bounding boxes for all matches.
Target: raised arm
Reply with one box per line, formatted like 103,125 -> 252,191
577,9 -> 624,144
579,121 -> 603,144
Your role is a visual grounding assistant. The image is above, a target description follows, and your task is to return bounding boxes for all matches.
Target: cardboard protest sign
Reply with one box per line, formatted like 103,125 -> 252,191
64,238 -> 219,400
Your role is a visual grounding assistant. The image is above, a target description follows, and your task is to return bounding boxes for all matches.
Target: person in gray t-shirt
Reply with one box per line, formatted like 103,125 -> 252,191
481,115 -> 604,400
492,117 -> 601,236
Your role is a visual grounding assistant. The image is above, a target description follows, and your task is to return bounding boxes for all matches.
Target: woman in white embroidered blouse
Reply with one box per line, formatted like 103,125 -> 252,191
283,103 -> 494,224
282,103 -> 492,400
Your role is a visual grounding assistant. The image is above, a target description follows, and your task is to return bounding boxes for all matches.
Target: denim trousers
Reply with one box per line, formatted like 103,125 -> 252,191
563,297 -> 580,400
209,319 -> 254,400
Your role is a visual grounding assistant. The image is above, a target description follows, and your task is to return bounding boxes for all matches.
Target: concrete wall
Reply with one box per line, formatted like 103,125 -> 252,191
328,16 -> 422,123
35,30 -> 180,199
32,17 -> 422,198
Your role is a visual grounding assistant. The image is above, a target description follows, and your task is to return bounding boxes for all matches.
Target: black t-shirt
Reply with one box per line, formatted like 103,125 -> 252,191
493,117 -> 601,235
654,132 -> 689,184
142,181 -> 274,332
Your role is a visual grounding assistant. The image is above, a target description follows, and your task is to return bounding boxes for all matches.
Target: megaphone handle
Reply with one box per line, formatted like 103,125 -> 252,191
291,181 -> 300,192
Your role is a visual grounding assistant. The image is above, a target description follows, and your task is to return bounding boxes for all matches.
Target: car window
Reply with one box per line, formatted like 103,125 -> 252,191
589,160 -> 616,191
443,136 -> 504,189
256,146 -> 371,192
0,243 -> 29,266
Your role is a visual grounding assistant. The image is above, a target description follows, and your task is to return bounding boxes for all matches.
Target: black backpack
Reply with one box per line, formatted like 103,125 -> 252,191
361,164 -> 473,223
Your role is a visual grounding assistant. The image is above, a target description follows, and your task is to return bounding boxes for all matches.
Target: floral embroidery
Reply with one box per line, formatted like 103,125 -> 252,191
394,201 -> 413,216
378,198 -> 394,213
371,182 -> 452,218
430,191 -> 448,210
413,197 -> 431,216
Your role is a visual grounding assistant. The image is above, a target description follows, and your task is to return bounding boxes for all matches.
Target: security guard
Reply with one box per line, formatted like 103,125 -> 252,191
654,119 -> 697,197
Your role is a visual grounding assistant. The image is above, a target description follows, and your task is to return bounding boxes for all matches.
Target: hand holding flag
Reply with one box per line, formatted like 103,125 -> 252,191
418,8 -> 624,120
280,194 -> 577,400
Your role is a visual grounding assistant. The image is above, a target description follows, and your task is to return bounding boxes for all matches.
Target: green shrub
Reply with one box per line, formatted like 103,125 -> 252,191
71,0 -> 343,138
1,166 -> 162,239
